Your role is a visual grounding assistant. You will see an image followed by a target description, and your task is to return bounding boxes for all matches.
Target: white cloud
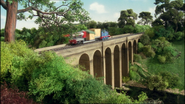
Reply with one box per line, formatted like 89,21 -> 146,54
148,6 -> 156,15
16,17 -> 39,30
114,12 -> 120,18
90,2 -> 107,14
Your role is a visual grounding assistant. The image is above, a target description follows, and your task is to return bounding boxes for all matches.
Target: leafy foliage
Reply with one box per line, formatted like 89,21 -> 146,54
138,42 -> 144,53
140,34 -> 150,45
142,45 -> 156,58
134,54 -> 142,62
157,55 -> 166,64
158,71 -> 180,88
118,9 -> 137,28
144,75 -> 169,91
1,82 -> 38,104
134,24 -> 151,33
121,25 -> 135,33
122,76 -> 130,83
174,31 -> 184,40
137,12 -> 153,25
144,28 -> 155,38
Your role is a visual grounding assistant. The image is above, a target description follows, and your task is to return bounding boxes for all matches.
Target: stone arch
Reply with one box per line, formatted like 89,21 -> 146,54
114,45 -> 120,87
122,43 -> 128,76
105,47 -> 112,86
79,53 -> 90,73
133,40 -> 137,54
93,50 -> 103,78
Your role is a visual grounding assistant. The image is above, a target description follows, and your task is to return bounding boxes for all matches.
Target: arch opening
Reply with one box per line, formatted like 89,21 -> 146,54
133,40 -> 137,54
93,50 -> 103,78
129,42 -> 132,62
122,43 -> 128,77
114,45 -> 120,87
79,54 -> 90,73
105,48 -> 112,86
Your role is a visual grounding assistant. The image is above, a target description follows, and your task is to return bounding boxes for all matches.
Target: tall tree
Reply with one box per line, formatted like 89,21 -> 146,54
0,0 -> 90,42
118,9 -> 137,28
154,0 -> 184,32
137,11 -> 153,25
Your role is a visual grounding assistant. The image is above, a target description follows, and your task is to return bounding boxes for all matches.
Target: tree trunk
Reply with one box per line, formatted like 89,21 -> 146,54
4,1 -> 18,42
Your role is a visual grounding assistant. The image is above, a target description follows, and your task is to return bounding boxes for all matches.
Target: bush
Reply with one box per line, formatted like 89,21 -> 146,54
158,71 -> 180,89
144,28 -> 155,38
157,55 -> 166,64
147,50 -> 156,58
1,42 -> 13,82
140,34 -> 150,45
122,25 -> 135,33
1,82 -> 38,104
129,70 -> 140,81
122,76 -> 130,83
145,75 -> 169,91
142,45 -> 155,58
108,27 -> 121,35
130,65 -> 138,71
174,32 -> 184,40
28,53 -> 140,104
155,26 -> 174,41
138,42 -> 144,52
134,54 -> 142,62
134,24 -> 151,33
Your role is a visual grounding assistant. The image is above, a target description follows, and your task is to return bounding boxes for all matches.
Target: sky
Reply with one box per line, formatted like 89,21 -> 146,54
1,0 -> 156,30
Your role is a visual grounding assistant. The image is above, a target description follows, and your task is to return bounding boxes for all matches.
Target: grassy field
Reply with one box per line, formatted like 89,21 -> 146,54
141,40 -> 184,90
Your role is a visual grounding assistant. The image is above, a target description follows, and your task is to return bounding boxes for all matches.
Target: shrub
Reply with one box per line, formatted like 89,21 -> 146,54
155,26 -> 174,41
138,42 -> 144,52
144,28 -> 155,38
142,45 -> 155,58
28,54 -> 140,104
134,54 -> 142,62
174,32 -> 184,40
140,34 -> 150,45
130,64 -> 138,71
157,55 -> 166,64
1,82 -> 38,104
158,71 -> 180,89
145,75 -> 169,91
129,70 -> 140,81
122,76 -> 130,83
122,25 -> 135,33
1,42 -> 13,82
146,50 -> 156,58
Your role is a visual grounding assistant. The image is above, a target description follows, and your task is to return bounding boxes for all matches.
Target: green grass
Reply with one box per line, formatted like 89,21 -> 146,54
141,40 -> 184,90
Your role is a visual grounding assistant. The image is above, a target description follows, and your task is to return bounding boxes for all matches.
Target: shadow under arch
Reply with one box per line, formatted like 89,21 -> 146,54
128,41 -> 132,62
114,45 -> 120,87
105,47 -> 112,86
133,40 -> 137,54
122,43 -> 129,77
79,53 -> 90,73
93,50 -> 103,78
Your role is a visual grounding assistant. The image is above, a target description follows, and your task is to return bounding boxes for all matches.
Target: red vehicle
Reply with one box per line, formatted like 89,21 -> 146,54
67,29 -> 110,45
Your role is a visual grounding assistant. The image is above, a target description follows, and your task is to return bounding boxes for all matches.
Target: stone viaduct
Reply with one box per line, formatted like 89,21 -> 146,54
35,33 -> 143,89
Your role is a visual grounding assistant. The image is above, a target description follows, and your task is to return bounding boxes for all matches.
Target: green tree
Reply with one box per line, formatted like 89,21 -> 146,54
0,0 -> 90,42
118,9 -> 137,28
154,0 -> 184,32
85,20 -> 97,28
137,11 -> 153,25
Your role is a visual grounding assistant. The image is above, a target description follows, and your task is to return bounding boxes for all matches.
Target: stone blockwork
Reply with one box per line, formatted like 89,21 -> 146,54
34,33 -> 143,89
